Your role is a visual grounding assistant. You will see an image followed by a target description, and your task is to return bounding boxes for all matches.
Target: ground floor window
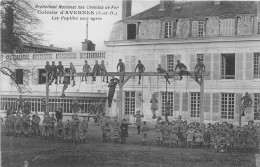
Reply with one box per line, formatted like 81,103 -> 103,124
221,93 -> 235,119
254,93 -> 260,120
161,92 -> 174,116
124,91 -> 135,115
191,93 -> 200,118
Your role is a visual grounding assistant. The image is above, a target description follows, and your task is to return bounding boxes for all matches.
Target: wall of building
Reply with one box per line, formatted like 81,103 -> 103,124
105,37 -> 260,125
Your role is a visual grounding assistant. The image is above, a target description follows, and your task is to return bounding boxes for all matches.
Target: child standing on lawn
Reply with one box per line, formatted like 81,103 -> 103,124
155,117 -> 163,146
120,119 -> 128,144
64,119 -> 71,143
134,110 -> 144,135
80,116 -> 88,143
57,119 -> 63,140
141,121 -> 149,146
49,113 -> 56,137
112,116 -> 120,143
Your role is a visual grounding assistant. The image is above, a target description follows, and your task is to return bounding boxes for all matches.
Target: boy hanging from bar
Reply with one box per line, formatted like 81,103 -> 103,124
69,62 -> 76,86
240,92 -> 253,116
100,60 -> 109,83
117,59 -> 125,82
174,60 -> 188,81
194,58 -> 206,82
45,61 -> 51,81
135,60 -> 145,85
16,95 -> 24,113
50,61 -> 58,85
31,112 -> 41,136
61,77 -> 69,98
150,93 -> 158,119
108,78 -> 119,108
157,64 -> 170,84
81,60 -> 91,82
91,60 -> 100,81
57,61 -> 64,84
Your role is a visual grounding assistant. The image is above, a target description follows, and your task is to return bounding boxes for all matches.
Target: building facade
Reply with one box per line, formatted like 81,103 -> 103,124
104,1 -> 260,125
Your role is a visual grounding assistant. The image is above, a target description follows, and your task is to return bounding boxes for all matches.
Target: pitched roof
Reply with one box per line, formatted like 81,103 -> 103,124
120,1 -> 257,22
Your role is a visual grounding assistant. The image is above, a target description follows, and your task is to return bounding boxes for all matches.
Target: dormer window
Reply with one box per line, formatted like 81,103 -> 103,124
192,20 -> 205,37
127,24 -> 137,40
165,21 -> 173,38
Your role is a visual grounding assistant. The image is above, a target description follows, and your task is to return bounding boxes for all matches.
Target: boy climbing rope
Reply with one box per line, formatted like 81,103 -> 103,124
240,92 -> 253,116
135,60 -> 145,85
174,60 -> 188,81
150,93 -> 158,119
108,78 -> 119,107
157,64 -> 170,84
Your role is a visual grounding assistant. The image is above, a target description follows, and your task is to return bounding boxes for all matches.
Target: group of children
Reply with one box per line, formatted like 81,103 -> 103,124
154,116 -> 259,152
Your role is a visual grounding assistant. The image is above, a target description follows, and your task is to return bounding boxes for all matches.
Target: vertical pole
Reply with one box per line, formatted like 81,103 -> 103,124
239,108 -> 241,128
200,75 -> 204,124
118,74 -> 123,122
46,75 -> 49,113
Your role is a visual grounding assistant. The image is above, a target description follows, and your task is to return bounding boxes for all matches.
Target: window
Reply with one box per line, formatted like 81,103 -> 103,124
167,55 -> 174,72
254,53 -> 260,79
127,24 -> 136,40
64,68 -> 70,84
192,21 -> 204,37
125,91 -> 135,115
191,93 -> 200,118
197,54 -> 204,62
15,69 -> 23,84
165,22 -> 173,38
221,54 -> 235,79
198,21 -> 204,37
258,21 -> 260,34
161,92 -> 173,116
38,69 -> 46,84
254,93 -> 260,120
0,96 -> 101,114
221,19 -> 235,36
221,93 -> 235,119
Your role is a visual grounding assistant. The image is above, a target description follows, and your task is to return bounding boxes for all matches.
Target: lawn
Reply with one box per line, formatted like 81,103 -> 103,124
1,124 -> 259,167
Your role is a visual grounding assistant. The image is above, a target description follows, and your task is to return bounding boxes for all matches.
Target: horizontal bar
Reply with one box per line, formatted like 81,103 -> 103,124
42,71 -> 209,77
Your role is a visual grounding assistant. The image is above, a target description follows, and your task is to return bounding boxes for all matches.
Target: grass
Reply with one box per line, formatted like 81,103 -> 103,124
1,124 -> 259,167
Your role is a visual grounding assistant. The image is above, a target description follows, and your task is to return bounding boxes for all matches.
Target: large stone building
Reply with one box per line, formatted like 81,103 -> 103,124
105,1 -> 260,125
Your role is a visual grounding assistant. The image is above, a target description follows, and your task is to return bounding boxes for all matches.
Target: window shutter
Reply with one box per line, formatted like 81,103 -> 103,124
174,54 -> 182,80
160,54 -> 167,79
192,21 -> 199,37
204,53 -> 211,80
235,93 -> 243,114
174,92 -> 180,111
182,93 -> 188,112
124,55 -> 130,72
32,67 -> 38,85
245,53 -> 253,80
189,54 -> 196,81
213,93 -> 219,113
204,93 -> 211,112
130,56 -> 136,72
161,21 -> 165,38
213,53 -> 220,80
245,93 -> 253,114
136,91 -> 142,110
235,53 -> 243,80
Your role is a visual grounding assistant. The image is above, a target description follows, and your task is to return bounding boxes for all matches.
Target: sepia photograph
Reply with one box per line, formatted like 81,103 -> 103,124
1,0 -> 260,166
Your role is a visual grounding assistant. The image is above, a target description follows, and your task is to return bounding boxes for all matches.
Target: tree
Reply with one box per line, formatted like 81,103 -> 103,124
1,0 -> 42,93
1,0 -> 43,53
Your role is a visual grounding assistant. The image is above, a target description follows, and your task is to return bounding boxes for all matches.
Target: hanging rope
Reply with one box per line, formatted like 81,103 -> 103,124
157,76 -> 159,92
141,74 -> 144,114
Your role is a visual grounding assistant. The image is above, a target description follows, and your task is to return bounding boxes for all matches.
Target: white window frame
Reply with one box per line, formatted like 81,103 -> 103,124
192,21 -> 205,37
167,54 -> 174,72
161,92 -> 174,116
254,93 -> 260,120
221,93 -> 235,119
198,21 -> 204,37
190,93 -> 200,118
165,21 -> 173,38
254,53 -> 260,79
125,91 -> 135,115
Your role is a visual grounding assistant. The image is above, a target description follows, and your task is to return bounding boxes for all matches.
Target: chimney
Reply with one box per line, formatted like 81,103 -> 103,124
159,0 -> 165,11
68,47 -> 72,52
122,0 -> 132,19
214,0 -> 220,5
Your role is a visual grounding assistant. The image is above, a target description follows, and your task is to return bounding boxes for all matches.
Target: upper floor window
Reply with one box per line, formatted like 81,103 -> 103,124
192,21 -> 205,37
221,54 -> 235,79
167,54 -> 174,72
127,24 -> 136,40
15,69 -> 24,85
254,53 -> 260,79
165,21 -> 173,38
220,19 -> 235,36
